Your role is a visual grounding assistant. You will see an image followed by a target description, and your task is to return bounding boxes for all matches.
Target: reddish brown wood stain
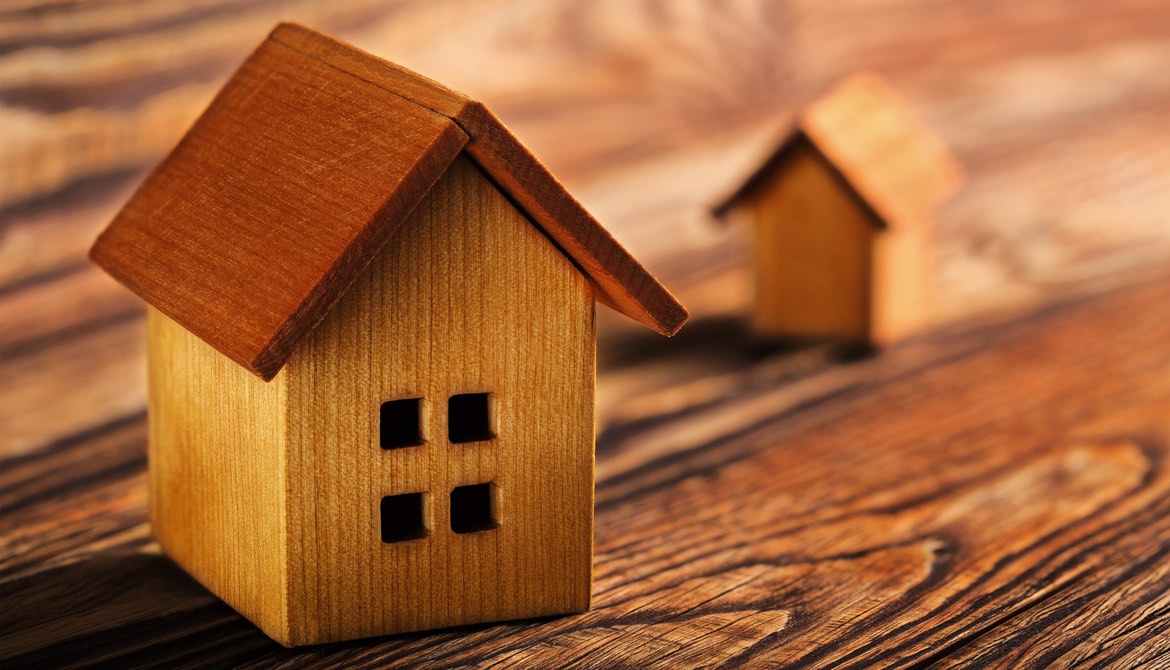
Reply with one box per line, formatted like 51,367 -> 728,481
90,24 -> 687,380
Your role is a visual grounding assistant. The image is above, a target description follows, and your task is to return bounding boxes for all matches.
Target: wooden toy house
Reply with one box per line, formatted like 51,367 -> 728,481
89,24 -> 687,647
713,74 -> 962,345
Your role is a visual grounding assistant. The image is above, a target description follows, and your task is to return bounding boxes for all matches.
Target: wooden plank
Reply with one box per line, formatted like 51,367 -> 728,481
0,416 -> 148,581
2,273 -> 1168,667
0,172 -> 140,289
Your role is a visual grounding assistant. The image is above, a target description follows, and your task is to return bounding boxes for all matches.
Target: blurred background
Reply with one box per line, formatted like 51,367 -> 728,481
3,0 -> 1169,459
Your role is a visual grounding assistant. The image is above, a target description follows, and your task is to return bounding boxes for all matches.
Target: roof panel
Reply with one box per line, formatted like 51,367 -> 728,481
90,38 -> 468,379
713,73 -> 962,228
92,24 -> 687,381
271,23 -> 689,338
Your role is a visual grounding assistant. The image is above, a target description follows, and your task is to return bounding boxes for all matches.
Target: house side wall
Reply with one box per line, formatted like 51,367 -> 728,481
871,220 -> 932,344
282,155 -> 596,645
147,308 -> 289,643
746,147 -> 874,341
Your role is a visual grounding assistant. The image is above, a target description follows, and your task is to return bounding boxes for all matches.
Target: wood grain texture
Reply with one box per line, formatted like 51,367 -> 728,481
281,155 -> 596,644
4,0 -> 1170,666
4,270 -> 1169,667
270,23 -> 689,337
147,307 -> 289,641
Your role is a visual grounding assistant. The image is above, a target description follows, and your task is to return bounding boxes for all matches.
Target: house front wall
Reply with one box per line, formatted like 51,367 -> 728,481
747,145 -> 875,341
281,155 -> 596,644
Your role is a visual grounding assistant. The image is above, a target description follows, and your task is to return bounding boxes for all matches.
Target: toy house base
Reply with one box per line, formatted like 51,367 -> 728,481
147,156 -> 595,646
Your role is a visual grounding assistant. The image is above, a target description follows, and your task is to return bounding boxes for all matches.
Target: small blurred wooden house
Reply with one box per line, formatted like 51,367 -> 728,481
714,73 -> 962,345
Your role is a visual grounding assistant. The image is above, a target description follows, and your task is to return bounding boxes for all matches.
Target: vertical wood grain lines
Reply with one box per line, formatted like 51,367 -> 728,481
147,307 -> 290,641
283,155 -> 596,644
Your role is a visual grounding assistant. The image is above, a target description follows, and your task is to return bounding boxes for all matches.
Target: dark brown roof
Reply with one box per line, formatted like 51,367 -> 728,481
91,23 -> 688,381
713,73 -> 963,227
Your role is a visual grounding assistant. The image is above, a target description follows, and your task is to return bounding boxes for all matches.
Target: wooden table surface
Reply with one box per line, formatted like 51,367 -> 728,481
3,1 -> 1169,667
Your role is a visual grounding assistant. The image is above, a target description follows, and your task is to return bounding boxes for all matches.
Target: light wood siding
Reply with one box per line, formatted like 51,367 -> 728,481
147,307 -> 290,642
748,147 -> 875,341
871,220 -> 932,344
282,155 -> 596,644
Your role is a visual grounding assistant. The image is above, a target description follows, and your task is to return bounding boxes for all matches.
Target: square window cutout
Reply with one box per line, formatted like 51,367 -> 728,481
450,483 -> 498,534
380,492 -> 427,543
380,398 -> 424,449
448,393 -> 494,444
